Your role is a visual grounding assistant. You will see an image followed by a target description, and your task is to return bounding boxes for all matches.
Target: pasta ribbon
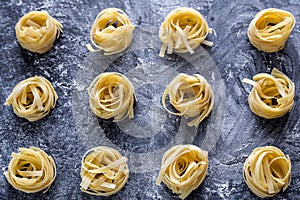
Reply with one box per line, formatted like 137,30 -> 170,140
242,68 -> 294,119
4,147 -> 56,193
247,8 -> 295,52
5,76 -> 58,122
162,73 -> 214,127
88,72 -> 136,122
80,146 -> 129,196
243,146 -> 291,198
15,11 -> 62,54
156,144 -> 208,199
87,8 -> 135,55
159,7 -> 213,57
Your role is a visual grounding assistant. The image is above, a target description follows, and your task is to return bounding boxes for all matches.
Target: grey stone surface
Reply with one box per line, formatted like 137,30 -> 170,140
0,0 -> 299,199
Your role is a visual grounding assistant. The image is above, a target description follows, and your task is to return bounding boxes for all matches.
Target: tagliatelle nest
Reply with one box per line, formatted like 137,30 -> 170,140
87,8 -> 135,55
15,11 -> 62,54
243,146 -> 291,198
156,144 -> 208,199
88,72 -> 136,122
162,73 -> 214,127
242,68 -> 294,119
247,8 -> 295,52
159,7 -> 213,57
80,146 -> 129,196
5,76 -> 58,122
5,147 -> 56,193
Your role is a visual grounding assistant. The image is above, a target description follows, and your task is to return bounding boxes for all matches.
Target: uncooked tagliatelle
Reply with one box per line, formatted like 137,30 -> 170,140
5,76 -> 58,122
87,8 -> 135,55
156,144 -> 208,200
247,8 -> 295,52
80,146 -> 129,196
162,73 -> 214,127
243,146 -> 291,198
15,11 -> 62,54
88,72 -> 136,122
242,68 -> 294,119
159,7 -> 213,57
5,147 -> 56,193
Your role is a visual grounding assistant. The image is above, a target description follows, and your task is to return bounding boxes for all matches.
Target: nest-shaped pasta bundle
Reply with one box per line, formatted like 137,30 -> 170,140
156,144 -> 208,200
80,146 -> 129,196
243,146 -> 291,198
247,8 -> 295,52
88,72 -> 136,122
87,8 -> 135,55
162,73 -> 214,127
15,11 -> 62,54
5,76 -> 58,122
5,147 -> 56,193
242,68 -> 294,119
159,7 -> 213,57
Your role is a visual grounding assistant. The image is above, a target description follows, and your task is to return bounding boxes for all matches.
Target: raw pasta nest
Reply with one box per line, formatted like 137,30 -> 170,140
5,147 -> 56,193
162,73 -> 214,127
243,146 -> 291,198
242,68 -> 294,119
5,76 -> 58,122
247,8 -> 295,53
88,72 -> 136,122
87,8 -> 135,55
15,11 -> 62,54
156,144 -> 208,200
80,146 -> 129,196
159,7 -> 213,57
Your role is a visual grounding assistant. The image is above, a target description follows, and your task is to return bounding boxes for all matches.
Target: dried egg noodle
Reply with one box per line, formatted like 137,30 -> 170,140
4,147 -> 56,193
242,68 -> 294,119
156,145 -> 208,200
88,72 -> 136,122
159,7 -> 213,57
247,8 -> 295,53
15,11 -> 62,54
87,8 -> 135,55
80,146 -> 129,196
243,146 -> 291,198
5,76 -> 58,122
162,73 -> 214,127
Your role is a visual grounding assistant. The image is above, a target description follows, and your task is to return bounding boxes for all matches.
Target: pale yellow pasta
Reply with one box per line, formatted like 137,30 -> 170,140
247,8 -> 295,52
87,8 -> 135,55
15,11 -> 62,54
162,73 -> 214,127
80,146 -> 129,196
4,147 -> 56,193
242,68 -> 294,119
5,76 -> 58,122
156,144 -> 208,200
88,72 -> 136,122
159,7 -> 213,57
243,146 -> 291,198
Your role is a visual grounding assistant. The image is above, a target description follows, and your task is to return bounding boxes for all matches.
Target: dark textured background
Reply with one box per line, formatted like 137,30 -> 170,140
0,0 -> 300,199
